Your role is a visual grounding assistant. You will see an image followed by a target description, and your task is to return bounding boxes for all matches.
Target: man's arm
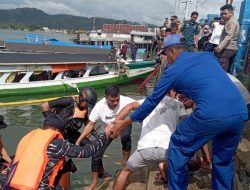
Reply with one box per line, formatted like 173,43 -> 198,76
41,97 -> 73,117
49,132 -> 111,159
115,102 -> 140,121
75,121 -> 96,145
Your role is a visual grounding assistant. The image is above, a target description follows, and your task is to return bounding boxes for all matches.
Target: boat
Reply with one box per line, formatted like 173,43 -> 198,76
3,33 -> 112,54
2,33 -> 157,70
0,52 -> 155,97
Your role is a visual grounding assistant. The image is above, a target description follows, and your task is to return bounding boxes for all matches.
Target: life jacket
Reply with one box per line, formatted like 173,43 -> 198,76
6,128 -> 64,190
72,106 -> 88,119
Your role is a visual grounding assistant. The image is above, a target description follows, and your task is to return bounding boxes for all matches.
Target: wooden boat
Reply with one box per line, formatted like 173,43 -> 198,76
0,52 -> 154,97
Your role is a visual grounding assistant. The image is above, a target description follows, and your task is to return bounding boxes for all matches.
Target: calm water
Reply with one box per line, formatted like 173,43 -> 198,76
0,84 -> 147,189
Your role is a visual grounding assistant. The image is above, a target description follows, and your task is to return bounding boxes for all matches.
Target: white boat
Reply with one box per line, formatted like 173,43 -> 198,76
0,53 -> 154,97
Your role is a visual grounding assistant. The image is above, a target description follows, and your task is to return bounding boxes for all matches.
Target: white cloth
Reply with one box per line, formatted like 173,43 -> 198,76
89,95 -> 135,129
227,73 -> 250,105
209,22 -> 224,45
137,96 -> 187,150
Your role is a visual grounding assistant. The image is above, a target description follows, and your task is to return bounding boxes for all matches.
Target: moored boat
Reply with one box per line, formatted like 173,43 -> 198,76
0,54 -> 154,97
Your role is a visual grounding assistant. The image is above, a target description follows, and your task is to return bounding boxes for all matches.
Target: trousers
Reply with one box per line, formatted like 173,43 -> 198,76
167,115 -> 244,190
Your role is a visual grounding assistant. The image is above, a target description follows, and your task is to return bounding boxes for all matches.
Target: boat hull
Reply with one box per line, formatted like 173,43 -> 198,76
0,68 -> 154,97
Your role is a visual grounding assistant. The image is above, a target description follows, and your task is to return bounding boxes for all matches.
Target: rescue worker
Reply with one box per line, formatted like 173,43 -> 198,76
214,4 -> 239,73
41,87 -> 97,189
112,34 -> 248,190
4,114 -> 112,190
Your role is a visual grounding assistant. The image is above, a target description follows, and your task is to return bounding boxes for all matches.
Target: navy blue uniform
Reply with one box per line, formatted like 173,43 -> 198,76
131,52 -> 248,190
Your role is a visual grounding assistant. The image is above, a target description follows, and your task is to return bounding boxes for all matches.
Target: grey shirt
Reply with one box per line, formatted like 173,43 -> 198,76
218,15 -> 239,50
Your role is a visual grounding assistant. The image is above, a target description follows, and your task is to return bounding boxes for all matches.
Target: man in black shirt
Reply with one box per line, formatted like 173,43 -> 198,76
42,87 -> 97,144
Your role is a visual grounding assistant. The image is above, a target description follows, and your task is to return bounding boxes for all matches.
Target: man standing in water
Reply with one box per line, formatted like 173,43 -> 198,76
112,34 -> 248,190
76,85 -> 134,190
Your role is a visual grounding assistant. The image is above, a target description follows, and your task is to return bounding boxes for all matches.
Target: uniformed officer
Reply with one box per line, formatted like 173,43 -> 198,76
214,4 -> 239,72
180,11 -> 200,51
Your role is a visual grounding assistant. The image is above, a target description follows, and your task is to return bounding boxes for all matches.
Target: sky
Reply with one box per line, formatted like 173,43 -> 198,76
0,0 -> 243,26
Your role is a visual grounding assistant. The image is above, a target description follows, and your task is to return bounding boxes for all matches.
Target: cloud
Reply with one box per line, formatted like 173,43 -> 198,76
0,0 -> 243,25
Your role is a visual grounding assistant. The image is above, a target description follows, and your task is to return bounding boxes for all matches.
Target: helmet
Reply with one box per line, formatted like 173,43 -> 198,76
79,87 -> 97,108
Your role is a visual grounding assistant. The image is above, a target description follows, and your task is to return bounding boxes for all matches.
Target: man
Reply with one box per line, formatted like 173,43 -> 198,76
42,87 -> 97,144
163,17 -> 170,28
170,16 -> 178,34
4,114 -> 112,190
112,34 -> 248,190
119,40 -> 129,60
207,17 -> 225,52
75,85 -> 134,190
130,41 -> 138,63
181,11 -> 200,51
113,92 -> 187,190
214,4 -> 239,73
41,87 -> 97,189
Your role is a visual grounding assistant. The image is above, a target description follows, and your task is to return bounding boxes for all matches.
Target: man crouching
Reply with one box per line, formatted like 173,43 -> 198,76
4,114 -> 112,190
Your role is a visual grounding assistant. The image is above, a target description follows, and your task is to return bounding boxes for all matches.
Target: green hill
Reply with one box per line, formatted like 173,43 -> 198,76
0,7 -> 151,31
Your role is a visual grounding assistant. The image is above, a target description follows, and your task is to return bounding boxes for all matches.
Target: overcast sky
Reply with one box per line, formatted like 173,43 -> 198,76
0,0 -> 243,26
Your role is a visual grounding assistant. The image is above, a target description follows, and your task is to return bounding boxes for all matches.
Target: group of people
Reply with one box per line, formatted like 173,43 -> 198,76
156,4 -> 240,74
110,40 -> 138,62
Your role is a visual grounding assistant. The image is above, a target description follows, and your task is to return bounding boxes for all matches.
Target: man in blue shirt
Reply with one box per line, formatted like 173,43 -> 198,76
181,11 -> 200,52
111,34 -> 248,190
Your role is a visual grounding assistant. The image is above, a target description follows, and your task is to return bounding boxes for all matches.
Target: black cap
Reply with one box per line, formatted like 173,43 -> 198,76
0,115 -> 7,129
44,114 -> 65,129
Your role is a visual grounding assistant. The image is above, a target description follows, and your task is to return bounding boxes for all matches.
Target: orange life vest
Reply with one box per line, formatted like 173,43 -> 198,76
8,128 -> 64,190
72,106 -> 87,119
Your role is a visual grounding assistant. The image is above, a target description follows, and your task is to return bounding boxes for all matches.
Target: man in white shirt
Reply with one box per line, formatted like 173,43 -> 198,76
113,93 -> 187,190
206,17 -> 225,52
76,85 -> 134,190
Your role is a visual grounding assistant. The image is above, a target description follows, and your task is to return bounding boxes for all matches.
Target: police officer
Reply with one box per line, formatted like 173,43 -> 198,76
181,11 -> 200,51
214,4 -> 239,73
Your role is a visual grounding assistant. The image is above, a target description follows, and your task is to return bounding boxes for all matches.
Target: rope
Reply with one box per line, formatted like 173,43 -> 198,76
0,96 -> 62,107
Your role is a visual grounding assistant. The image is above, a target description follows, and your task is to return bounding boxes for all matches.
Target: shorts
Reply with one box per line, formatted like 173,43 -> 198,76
127,147 -> 167,172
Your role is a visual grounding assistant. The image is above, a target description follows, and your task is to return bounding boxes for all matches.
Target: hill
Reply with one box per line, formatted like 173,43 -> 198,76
0,7 -> 153,31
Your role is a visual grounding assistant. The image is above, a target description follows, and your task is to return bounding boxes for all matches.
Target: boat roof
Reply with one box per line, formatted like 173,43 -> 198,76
0,52 -> 114,64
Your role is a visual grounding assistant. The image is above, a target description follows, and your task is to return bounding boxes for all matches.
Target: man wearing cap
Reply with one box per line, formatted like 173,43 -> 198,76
112,34 -> 248,190
214,4 -> 239,73
5,114 -> 112,190
181,11 -> 200,51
